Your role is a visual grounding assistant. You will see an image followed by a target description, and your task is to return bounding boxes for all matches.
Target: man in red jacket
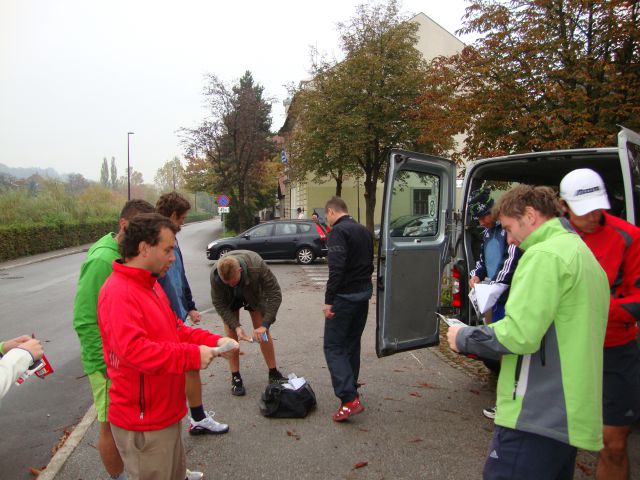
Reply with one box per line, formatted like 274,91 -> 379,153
560,169 -> 640,480
98,213 -> 238,480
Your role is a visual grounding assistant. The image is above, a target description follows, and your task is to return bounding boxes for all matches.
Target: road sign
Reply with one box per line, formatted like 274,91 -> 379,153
218,206 -> 230,213
216,194 -> 230,207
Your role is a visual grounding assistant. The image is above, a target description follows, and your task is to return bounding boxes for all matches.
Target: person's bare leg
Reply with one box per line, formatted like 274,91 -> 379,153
250,311 -> 277,369
596,425 -> 631,480
224,313 -> 241,373
98,421 -> 125,478
185,370 -> 202,408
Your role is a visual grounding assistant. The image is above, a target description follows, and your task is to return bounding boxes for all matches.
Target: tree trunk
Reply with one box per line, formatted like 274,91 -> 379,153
364,174 -> 376,233
238,184 -> 247,231
335,176 -> 343,197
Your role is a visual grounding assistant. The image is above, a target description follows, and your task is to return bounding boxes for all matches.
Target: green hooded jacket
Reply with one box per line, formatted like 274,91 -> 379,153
457,218 -> 608,450
73,233 -> 119,375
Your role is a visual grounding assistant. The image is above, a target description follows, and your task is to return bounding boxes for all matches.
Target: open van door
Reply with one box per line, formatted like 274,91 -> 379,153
376,150 -> 456,357
618,127 -> 640,226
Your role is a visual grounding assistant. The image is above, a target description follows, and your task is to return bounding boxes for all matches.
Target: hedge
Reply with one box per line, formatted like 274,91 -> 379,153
0,213 -> 216,262
0,218 -> 118,262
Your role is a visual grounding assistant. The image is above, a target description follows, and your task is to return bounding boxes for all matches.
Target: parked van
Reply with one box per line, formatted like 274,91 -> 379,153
376,127 -> 640,358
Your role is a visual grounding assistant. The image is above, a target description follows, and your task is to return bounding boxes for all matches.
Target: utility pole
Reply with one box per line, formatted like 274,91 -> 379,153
127,132 -> 134,200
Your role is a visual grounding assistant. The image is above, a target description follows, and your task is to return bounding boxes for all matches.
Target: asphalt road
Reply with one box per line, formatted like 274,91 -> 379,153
3,218 -> 639,479
0,218 -> 223,479
53,218 -> 501,480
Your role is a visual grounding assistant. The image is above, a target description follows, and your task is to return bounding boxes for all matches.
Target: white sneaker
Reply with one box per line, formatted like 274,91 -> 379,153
188,411 -> 229,435
482,406 -> 497,419
185,469 -> 204,480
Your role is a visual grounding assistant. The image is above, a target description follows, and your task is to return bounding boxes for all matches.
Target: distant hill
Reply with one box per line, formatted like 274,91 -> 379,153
0,163 -> 62,180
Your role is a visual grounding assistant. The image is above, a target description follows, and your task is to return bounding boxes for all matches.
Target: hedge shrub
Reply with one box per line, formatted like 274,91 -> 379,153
0,218 -> 118,262
0,213 -> 214,262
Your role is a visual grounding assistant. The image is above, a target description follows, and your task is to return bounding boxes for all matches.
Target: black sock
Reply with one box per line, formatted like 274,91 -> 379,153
190,405 -> 206,422
269,367 -> 281,376
232,371 -> 242,381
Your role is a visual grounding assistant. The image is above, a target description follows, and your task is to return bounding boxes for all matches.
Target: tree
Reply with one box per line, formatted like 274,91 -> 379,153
181,71 -> 276,231
100,157 -> 109,187
110,157 -> 118,190
418,0 -> 640,160
288,0 -> 427,231
66,173 -> 90,194
119,169 -> 145,199
131,169 -> 143,186
154,156 -> 185,192
0,172 -> 17,191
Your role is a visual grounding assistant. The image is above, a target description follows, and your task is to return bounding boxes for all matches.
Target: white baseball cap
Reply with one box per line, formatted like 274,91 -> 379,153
559,168 -> 610,216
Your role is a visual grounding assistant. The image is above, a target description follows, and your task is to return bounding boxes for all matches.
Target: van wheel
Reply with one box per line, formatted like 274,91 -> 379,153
296,247 -> 315,265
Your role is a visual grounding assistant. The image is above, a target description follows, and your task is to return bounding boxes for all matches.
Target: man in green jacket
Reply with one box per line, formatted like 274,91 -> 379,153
447,185 -> 609,479
210,250 -> 284,396
73,199 -> 154,480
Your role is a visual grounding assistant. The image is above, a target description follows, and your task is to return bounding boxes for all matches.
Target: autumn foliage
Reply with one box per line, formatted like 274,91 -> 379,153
418,0 -> 640,162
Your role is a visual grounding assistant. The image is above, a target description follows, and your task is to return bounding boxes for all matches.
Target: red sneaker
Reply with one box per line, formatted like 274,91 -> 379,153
332,396 -> 365,422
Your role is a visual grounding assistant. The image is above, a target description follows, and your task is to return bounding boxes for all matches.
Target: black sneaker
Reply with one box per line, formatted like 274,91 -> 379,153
268,369 -> 286,384
231,376 -> 246,396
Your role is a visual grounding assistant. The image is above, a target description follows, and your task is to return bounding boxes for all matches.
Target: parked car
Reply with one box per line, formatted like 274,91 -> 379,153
206,219 -> 328,265
376,127 -> 640,358
388,214 -> 437,237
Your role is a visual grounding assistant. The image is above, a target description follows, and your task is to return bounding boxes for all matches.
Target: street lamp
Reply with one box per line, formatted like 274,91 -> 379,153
127,132 -> 134,200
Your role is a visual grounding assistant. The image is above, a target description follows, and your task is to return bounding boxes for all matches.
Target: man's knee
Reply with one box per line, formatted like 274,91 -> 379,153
602,426 -> 631,459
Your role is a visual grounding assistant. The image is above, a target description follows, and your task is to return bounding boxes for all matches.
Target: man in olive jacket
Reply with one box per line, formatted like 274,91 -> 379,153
210,250 -> 284,396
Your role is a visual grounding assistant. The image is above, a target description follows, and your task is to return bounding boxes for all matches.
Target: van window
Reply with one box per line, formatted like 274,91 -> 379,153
626,141 -> 640,226
389,171 -> 439,237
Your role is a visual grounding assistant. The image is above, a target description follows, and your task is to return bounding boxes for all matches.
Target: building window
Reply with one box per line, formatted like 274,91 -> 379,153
412,188 -> 431,215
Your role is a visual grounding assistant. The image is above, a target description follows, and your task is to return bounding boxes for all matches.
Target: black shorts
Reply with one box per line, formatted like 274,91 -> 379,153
603,340 -> 640,426
483,426 -> 577,480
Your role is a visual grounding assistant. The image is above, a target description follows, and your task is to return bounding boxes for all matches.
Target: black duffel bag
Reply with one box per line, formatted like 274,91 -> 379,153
259,382 -> 317,418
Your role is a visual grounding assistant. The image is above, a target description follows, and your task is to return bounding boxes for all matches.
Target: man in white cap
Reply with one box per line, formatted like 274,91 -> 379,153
560,168 -> 640,480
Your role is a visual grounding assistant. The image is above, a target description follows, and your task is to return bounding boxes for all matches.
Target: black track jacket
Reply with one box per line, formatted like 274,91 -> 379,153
325,215 -> 374,305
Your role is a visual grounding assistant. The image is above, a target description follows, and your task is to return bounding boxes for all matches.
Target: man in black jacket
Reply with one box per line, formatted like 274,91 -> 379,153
322,196 -> 373,422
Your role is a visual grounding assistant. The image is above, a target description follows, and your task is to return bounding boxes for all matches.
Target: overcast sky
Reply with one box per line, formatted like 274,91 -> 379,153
0,0 -> 470,183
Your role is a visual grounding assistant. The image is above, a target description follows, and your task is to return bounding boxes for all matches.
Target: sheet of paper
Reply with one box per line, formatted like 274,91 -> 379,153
436,313 -> 466,327
474,283 -> 508,314
289,376 -> 307,390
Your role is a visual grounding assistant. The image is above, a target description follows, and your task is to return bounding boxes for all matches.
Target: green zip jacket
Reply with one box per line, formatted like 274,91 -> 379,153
457,218 -> 608,451
210,250 -> 282,330
73,233 -> 119,375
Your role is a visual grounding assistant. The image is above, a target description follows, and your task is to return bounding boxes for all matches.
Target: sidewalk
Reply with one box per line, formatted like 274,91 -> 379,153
0,244 -> 90,270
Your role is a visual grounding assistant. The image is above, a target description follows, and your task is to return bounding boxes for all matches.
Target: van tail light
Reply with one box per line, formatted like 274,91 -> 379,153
314,224 -> 327,241
452,265 -> 461,308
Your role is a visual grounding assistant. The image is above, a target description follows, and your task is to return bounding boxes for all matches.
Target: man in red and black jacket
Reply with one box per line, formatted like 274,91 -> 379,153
98,213 -> 238,480
560,169 -> 640,480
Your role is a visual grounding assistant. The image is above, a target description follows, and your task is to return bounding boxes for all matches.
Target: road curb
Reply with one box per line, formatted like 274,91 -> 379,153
39,405 -> 97,480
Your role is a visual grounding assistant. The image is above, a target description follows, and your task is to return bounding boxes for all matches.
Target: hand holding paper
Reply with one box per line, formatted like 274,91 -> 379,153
473,283 -> 508,314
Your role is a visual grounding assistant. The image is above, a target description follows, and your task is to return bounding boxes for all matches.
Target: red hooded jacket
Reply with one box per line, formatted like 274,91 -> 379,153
98,261 -> 222,431
575,211 -> 640,347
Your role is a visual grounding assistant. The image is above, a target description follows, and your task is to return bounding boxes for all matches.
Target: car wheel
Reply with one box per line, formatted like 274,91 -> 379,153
296,247 -> 315,265
217,247 -> 232,258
